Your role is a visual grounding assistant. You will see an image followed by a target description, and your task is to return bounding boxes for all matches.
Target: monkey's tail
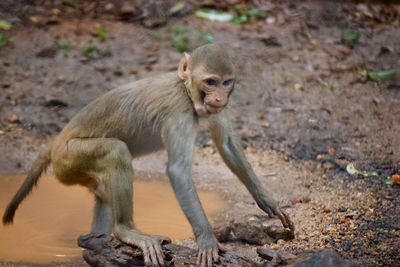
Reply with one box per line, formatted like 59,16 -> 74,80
2,142 -> 53,225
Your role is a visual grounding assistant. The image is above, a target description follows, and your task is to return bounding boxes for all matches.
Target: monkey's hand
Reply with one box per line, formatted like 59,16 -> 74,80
196,232 -> 222,267
116,229 -> 171,266
257,195 -> 295,233
138,234 -> 171,266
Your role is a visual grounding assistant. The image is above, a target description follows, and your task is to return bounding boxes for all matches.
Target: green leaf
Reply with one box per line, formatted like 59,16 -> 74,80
55,41 -> 72,57
385,177 -> 393,185
248,8 -> 265,18
81,44 -> 100,57
232,15 -> 248,24
346,163 -> 378,178
203,32 -> 214,43
233,4 -> 249,15
62,0 -> 74,7
194,8 -> 234,22
0,33 -> 14,46
169,2 -> 185,14
171,25 -> 189,52
96,26 -> 108,42
0,20 -> 12,30
367,69 -> 399,81
341,28 -> 360,45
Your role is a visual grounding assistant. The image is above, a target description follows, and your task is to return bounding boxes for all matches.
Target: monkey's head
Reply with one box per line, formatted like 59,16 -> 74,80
178,44 -> 235,117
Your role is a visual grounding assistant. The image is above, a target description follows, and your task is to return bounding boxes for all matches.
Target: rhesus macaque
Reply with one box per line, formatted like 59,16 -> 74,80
3,44 -> 294,267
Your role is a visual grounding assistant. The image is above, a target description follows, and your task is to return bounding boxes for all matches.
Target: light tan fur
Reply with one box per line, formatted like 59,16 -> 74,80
2,44 -> 293,267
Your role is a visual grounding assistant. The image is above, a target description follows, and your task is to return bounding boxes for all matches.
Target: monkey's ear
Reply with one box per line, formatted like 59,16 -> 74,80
178,52 -> 191,81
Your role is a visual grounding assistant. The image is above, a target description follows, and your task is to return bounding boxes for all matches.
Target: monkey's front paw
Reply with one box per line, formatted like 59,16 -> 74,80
117,230 -> 170,266
197,246 -> 220,267
263,204 -> 295,233
258,198 -> 295,233
138,235 -> 171,266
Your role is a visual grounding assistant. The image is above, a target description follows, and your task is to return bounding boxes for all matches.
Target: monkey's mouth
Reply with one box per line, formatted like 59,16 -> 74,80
205,103 -> 224,114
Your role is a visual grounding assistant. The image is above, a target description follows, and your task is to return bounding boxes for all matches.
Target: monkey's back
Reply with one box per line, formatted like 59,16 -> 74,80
53,72 -> 194,157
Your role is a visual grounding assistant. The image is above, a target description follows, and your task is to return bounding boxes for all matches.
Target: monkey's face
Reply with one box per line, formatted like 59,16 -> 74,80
199,75 -> 234,115
177,45 -> 235,117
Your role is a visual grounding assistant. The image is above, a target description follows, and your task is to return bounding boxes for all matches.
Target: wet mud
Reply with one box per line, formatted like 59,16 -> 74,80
0,174 -> 226,263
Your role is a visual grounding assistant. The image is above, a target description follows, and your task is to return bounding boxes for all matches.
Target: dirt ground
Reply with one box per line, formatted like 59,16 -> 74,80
0,0 -> 399,266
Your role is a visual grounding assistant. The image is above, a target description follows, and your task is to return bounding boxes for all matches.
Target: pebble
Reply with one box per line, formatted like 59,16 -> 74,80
120,4 -> 136,16
7,114 -> 20,123
105,3 -> 114,11
95,64 -> 107,72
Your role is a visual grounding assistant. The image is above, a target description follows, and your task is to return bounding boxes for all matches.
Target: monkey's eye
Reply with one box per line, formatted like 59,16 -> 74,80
223,79 -> 233,86
205,79 -> 217,86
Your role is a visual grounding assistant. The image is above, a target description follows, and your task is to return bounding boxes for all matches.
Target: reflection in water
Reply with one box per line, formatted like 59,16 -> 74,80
0,174 -> 226,263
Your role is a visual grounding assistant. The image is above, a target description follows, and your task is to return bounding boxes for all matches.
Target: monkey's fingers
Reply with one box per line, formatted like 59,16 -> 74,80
142,240 -> 165,266
197,248 -> 217,267
275,207 -> 295,231
212,246 -> 219,262
264,206 -> 275,218
282,210 -> 295,232
207,249 -> 212,266
153,241 -> 165,266
156,235 -> 171,245
217,242 -> 227,253
148,243 -> 159,266
142,243 -> 152,266
196,250 -> 204,267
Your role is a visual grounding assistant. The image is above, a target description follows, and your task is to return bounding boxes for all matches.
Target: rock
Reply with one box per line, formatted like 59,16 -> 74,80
42,99 -> 68,108
7,114 -> 20,123
213,222 -> 231,242
94,64 -> 107,72
257,247 -> 278,262
80,56 -> 89,62
36,47 -> 57,58
257,247 -> 297,264
104,3 -> 114,11
322,45 -> 351,60
142,17 -> 168,28
260,36 -> 281,47
128,69 -> 137,75
323,207 -> 332,213
262,219 -> 295,240
294,249 -> 353,267
230,217 -> 294,245
113,69 -> 123,76
120,3 -> 136,16
78,233 -> 257,267
46,15 -> 60,24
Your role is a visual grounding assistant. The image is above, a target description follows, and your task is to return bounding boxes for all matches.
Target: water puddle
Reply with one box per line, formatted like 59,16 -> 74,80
0,174 -> 227,263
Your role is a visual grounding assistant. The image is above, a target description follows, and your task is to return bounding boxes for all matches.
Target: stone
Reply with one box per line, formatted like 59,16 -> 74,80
257,247 -> 297,264
120,4 -> 136,16
294,249 -> 354,267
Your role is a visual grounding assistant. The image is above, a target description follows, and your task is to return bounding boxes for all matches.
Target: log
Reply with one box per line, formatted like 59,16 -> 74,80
77,233 -> 259,267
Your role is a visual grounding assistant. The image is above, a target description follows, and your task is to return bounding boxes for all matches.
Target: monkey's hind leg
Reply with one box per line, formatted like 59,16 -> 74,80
53,138 -> 170,266
101,157 -> 170,265
88,139 -> 170,266
91,195 -> 112,234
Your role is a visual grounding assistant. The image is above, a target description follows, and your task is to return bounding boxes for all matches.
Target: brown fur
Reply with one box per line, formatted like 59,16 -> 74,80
2,44 -> 293,267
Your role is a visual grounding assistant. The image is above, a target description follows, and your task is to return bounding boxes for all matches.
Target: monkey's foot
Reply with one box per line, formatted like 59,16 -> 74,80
114,227 -> 171,266
196,236 -> 225,267
197,246 -> 220,267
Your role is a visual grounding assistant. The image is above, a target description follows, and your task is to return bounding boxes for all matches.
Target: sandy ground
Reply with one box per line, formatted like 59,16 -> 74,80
0,0 -> 399,266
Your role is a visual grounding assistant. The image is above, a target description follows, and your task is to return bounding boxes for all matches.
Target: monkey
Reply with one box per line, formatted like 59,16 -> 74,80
2,44 -> 294,267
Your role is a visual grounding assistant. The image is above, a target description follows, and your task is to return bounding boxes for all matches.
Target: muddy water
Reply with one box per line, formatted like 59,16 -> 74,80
0,174 -> 227,264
